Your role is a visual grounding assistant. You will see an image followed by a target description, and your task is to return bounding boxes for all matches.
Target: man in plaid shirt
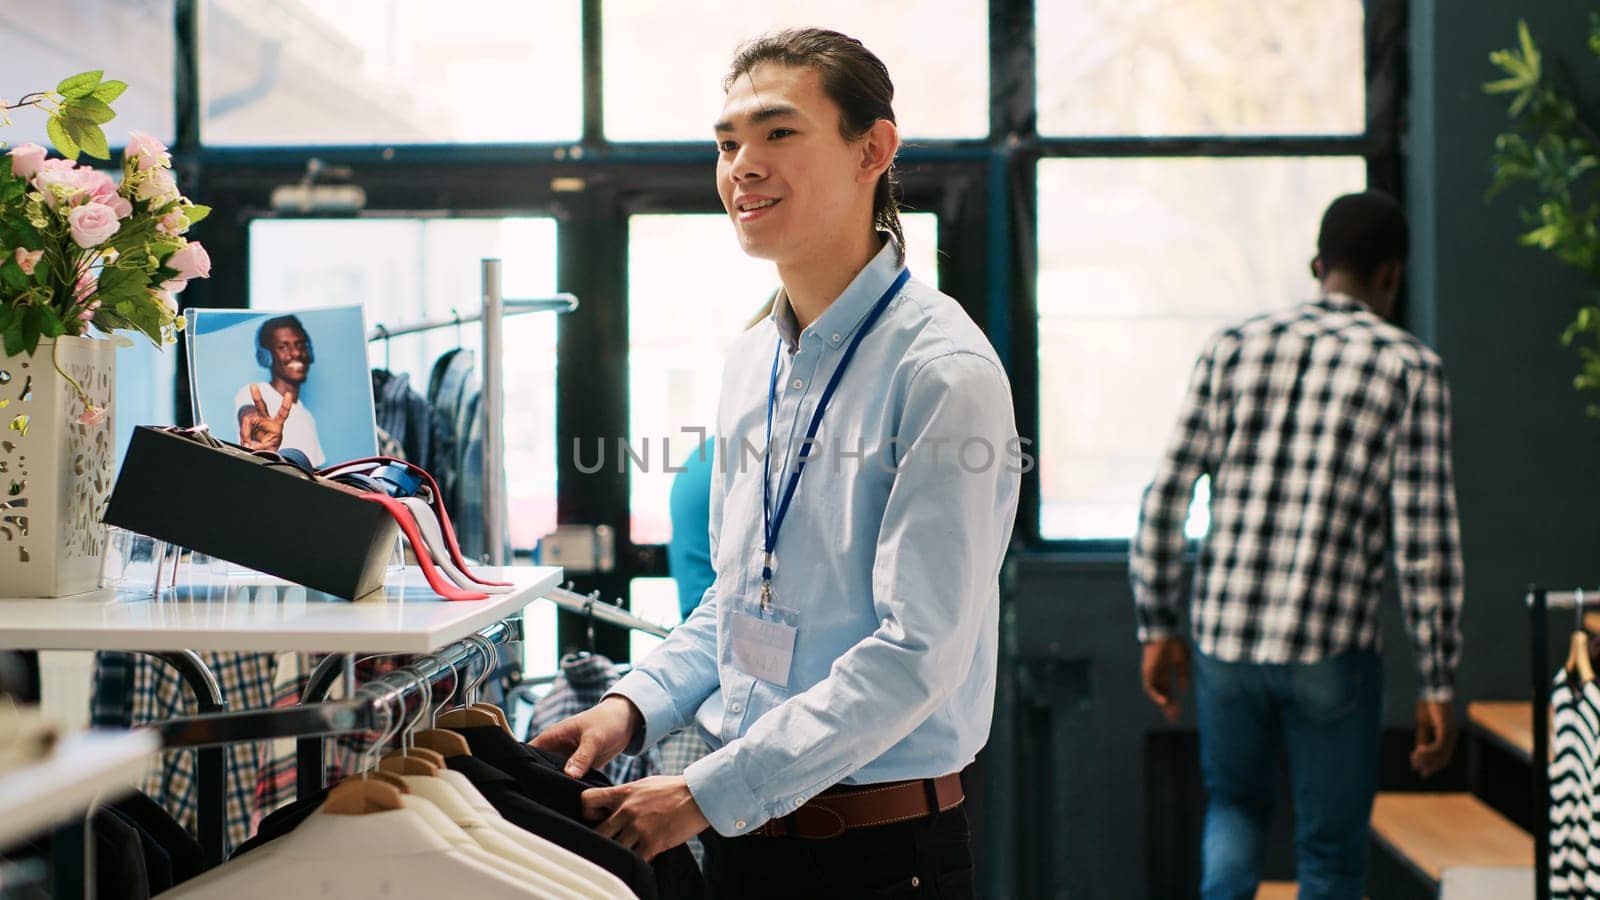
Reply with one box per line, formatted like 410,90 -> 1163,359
1130,191 -> 1464,900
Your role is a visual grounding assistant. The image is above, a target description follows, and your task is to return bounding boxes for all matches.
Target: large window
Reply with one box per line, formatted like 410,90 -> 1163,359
202,0 -> 582,145
1032,0 -> 1375,541
1036,0 -> 1365,137
0,1 -> 176,147
602,0 -> 989,142
1035,157 -> 1367,539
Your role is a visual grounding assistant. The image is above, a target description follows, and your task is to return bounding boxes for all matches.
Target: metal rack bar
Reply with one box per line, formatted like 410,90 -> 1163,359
365,296 -> 578,343
148,651 -> 227,867
546,585 -> 672,638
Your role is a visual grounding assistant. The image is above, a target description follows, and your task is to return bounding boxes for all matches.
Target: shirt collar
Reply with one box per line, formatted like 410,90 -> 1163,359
770,235 -> 905,352
1314,292 -> 1371,315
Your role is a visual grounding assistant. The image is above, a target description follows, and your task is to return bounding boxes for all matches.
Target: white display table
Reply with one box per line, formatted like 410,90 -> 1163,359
0,565 -> 563,653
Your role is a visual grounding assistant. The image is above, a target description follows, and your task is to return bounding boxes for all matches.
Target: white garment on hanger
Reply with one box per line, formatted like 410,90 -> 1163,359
436,769 -> 635,899
401,775 -> 588,900
154,804 -> 540,899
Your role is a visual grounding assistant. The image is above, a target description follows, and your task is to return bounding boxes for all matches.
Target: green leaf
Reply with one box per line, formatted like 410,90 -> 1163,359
35,305 -> 64,339
19,306 -> 40,353
1519,20 -> 1542,77
184,204 -> 211,226
2,322 -> 24,357
45,117 -> 80,160
64,97 -> 116,125
91,80 -> 127,104
56,70 -> 103,100
74,124 -> 110,161
0,259 -> 25,291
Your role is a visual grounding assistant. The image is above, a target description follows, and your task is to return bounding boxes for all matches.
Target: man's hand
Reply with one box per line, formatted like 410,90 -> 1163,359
531,694 -> 642,779
582,775 -> 710,862
1410,699 -> 1458,777
1141,637 -> 1191,723
239,384 -> 295,452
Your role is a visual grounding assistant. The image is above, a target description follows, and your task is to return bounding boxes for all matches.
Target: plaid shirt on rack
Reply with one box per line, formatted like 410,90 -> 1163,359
1130,294 -> 1465,700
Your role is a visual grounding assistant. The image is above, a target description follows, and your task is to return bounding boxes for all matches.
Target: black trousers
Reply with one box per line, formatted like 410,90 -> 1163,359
700,805 -> 974,899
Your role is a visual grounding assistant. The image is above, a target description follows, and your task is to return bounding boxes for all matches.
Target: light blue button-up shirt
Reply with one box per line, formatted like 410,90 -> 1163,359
609,239 -> 1021,836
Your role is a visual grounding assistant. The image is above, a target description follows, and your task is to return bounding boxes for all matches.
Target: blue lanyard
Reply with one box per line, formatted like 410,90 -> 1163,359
761,268 -> 910,602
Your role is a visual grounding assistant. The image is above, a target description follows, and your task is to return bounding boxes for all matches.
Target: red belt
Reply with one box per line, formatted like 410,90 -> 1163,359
754,774 -> 964,839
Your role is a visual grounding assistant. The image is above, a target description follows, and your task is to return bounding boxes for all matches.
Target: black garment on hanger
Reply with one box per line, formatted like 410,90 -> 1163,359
372,369 -> 435,466
449,726 -> 706,900
447,755 -> 658,900
108,808 -> 172,896
425,348 -> 479,520
110,792 -> 206,885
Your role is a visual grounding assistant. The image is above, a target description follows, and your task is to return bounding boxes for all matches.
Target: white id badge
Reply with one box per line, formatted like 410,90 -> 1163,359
730,602 -> 799,687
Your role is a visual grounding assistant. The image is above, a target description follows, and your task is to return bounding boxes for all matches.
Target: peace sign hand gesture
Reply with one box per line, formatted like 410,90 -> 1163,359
239,384 -> 296,452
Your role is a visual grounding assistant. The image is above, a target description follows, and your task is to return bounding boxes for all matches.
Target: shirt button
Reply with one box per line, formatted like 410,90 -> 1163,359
791,378 -> 803,390
729,702 -> 742,714
735,820 -> 747,830
831,333 -> 842,343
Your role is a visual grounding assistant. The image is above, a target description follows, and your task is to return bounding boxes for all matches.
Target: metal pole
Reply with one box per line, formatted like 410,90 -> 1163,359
481,258 -> 508,566
1533,585 -> 1550,900
150,651 -> 226,866
296,654 -> 349,802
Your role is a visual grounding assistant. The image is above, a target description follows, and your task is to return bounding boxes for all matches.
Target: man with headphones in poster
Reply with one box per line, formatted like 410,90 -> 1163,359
235,314 -> 326,466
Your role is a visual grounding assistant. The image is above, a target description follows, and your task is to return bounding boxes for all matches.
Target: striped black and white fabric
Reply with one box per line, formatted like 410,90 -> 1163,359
1131,294 -> 1464,699
1551,669 -> 1600,898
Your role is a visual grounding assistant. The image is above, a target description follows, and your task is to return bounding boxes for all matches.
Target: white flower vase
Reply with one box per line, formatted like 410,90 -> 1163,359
0,336 -> 116,598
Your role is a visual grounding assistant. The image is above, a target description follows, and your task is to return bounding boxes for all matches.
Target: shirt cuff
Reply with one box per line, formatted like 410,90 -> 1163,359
604,670 -> 683,756
1137,624 -> 1181,643
683,745 -> 766,837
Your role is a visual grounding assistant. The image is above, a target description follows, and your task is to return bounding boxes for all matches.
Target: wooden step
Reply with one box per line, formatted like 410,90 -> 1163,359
1370,793 -> 1533,884
1469,701 -> 1534,761
1255,883 -> 1296,900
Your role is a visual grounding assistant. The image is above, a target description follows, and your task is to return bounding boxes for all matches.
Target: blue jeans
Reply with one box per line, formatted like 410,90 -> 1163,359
1193,649 -> 1383,900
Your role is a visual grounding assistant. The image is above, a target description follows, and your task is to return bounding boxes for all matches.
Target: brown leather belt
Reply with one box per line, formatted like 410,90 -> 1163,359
754,773 -> 964,839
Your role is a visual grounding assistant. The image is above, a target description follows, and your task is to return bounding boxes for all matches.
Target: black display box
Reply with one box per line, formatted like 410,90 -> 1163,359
103,426 -> 398,600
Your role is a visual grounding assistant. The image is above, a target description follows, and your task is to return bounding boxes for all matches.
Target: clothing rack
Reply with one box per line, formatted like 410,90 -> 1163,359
1525,585 -> 1600,900
150,617 -> 523,864
366,269 -> 581,566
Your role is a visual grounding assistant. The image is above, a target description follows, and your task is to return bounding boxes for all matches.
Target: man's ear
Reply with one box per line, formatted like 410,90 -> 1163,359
1309,256 -> 1323,281
857,118 -> 899,185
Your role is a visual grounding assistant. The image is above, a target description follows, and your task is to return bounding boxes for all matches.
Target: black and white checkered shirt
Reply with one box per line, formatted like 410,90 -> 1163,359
1130,294 -> 1464,700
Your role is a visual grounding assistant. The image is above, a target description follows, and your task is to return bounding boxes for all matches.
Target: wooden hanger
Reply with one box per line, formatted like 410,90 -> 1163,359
323,776 -> 405,814
378,752 -> 440,776
366,770 -> 410,792
435,705 -> 501,729
471,702 -> 515,736
1570,631 -> 1596,683
411,728 -> 472,758
1570,589 -> 1596,683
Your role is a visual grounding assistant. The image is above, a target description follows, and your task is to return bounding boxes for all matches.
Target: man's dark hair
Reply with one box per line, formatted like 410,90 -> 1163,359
256,314 -> 307,348
1316,191 -> 1409,284
725,28 -> 905,257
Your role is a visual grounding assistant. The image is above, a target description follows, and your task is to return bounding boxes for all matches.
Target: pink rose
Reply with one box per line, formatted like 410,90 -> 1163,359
167,242 -> 211,280
33,161 -> 83,210
12,247 -> 42,276
67,202 -> 121,248
133,166 -> 177,204
8,143 -> 46,179
74,273 -> 96,301
124,131 -> 170,172
161,278 -> 187,294
76,404 -> 106,426
155,209 -> 184,235
106,195 -> 134,219
80,168 -> 117,200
